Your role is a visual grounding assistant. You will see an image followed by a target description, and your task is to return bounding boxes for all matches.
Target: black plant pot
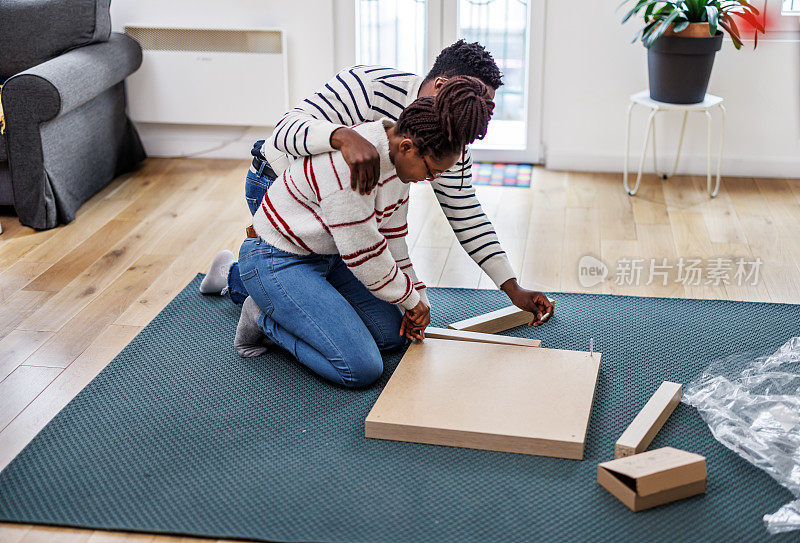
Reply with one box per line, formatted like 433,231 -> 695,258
647,33 -> 723,104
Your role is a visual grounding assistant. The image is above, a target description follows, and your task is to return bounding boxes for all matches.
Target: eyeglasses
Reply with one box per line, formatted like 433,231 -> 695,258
422,155 -> 442,181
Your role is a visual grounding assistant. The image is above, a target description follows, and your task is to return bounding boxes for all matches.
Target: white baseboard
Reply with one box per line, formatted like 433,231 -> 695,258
136,123 -> 273,159
545,149 -> 800,179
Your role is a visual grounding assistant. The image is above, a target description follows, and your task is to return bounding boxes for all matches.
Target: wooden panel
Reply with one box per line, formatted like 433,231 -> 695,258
366,339 -> 601,459
423,327 -> 541,347
447,305 -> 533,333
614,381 -> 682,458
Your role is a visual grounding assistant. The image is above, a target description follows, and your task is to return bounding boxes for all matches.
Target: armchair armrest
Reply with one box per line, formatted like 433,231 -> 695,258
1,32 -> 142,123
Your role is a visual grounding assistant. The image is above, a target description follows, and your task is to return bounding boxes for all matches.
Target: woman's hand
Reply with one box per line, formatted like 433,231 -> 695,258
500,279 -> 554,327
330,127 -> 381,195
400,300 -> 431,341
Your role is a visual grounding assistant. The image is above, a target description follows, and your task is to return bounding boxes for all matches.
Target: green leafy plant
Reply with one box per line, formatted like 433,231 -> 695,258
619,0 -> 766,49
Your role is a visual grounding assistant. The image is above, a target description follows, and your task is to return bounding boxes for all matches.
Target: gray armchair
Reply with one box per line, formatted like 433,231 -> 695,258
0,0 -> 146,230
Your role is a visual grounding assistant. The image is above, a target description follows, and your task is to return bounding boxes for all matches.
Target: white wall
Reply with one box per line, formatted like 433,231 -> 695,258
111,0 -> 335,158
542,1 -> 800,178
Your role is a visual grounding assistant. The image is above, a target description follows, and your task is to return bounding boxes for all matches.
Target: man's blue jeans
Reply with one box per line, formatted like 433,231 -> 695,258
238,236 -> 407,387
227,140 -> 275,304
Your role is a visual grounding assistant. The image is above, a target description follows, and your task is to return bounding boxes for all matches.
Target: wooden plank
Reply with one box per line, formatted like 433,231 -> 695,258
366,339 -> 601,459
521,207 -> 565,292
423,327 -> 541,347
22,254 -> 174,368
18,198 -> 132,267
447,305 -> 533,333
561,207 -> 602,293
0,523 -> 32,543
614,381 -> 682,458
19,526 -> 92,543
0,330 -> 53,381
23,219 -> 139,293
115,221 -> 244,327
0,324 -> 141,471
0,365 -> 63,431
86,530 -> 156,542
407,246 -> 448,287
438,242 -> 482,289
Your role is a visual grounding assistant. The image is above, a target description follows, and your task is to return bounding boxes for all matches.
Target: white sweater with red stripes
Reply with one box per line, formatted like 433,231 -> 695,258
252,119 -> 425,311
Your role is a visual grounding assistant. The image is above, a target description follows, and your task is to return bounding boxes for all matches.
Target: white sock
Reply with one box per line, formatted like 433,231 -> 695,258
235,296 -> 274,357
200,250 -> 236,295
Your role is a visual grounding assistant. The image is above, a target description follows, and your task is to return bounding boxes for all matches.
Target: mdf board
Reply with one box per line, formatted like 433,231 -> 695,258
365,339 -> 601,459
615,381 -> 682,458
423,327 -> 541,348
447,306 -> 533,333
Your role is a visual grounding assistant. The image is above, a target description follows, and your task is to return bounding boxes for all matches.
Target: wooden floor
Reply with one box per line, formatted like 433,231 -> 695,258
1,158 -> 799,543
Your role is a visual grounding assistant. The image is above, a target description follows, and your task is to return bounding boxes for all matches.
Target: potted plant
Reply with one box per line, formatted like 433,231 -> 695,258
619,0 -> 766,103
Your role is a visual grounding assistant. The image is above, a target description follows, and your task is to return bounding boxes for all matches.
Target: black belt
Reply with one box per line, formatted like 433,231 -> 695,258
252,155 -> 278,179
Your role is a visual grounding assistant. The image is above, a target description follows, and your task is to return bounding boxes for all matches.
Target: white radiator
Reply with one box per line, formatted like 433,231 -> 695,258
124,25 -> 288,126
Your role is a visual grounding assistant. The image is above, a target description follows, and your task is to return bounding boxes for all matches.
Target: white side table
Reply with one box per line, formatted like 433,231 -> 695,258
623,90 -> 726,197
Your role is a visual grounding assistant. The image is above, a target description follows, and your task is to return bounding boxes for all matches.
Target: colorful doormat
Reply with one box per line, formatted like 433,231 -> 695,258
0,277 -> 796,542
472,162 -> 533,187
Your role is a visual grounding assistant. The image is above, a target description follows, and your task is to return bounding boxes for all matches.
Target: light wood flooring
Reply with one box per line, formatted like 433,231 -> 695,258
1,158 -> 799,543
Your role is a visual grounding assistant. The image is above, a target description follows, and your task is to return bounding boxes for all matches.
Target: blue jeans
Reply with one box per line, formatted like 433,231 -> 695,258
227,140 -> 276,304
238,237 -> 408,388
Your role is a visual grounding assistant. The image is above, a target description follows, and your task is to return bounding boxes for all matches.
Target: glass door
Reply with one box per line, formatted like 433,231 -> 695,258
352,0 -> 543,162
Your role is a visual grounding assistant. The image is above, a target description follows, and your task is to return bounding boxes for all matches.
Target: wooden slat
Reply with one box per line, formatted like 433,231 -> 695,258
614,381 -> 682,458
424,327 -> 540,347
448,305 -> 533,333
22,254 -> 175,368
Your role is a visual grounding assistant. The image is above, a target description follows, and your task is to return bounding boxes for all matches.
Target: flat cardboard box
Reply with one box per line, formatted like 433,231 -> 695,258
597,447 -> 707,511
365,338 -> 601,459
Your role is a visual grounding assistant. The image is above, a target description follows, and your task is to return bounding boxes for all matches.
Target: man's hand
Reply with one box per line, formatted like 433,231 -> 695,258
400,300 -> 431,341
330,127 -> 381,195
500,279 -> 554,327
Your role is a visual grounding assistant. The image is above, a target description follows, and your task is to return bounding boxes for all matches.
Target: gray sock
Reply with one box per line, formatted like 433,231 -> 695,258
200,250 -> 235,295
235,296 -> 274,357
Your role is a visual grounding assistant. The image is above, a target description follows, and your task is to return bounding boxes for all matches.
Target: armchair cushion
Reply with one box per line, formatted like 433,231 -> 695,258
0,0 -> 111,81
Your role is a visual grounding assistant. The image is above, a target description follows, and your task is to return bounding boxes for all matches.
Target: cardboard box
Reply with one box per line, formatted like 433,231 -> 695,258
597,447 -> 706,511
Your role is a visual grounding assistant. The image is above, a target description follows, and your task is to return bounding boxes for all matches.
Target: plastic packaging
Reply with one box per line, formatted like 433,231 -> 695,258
683,336 -> 800,534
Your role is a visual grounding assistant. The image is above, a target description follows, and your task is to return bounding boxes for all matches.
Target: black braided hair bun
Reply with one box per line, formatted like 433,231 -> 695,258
395,75 -> 494,159
434,75 -> 494,148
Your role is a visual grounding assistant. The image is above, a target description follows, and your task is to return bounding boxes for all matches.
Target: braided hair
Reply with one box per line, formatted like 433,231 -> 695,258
395,75 -> 494,163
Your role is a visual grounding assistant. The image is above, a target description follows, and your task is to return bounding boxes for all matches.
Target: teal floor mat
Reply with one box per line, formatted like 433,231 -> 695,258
0,275 -> 796,542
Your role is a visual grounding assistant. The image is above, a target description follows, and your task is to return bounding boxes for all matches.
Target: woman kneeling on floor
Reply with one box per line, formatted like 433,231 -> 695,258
237,76 -> 493,388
